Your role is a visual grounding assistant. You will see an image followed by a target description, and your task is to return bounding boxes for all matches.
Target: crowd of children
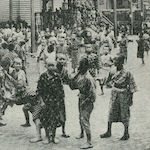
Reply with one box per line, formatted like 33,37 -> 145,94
0,18 -> 137,149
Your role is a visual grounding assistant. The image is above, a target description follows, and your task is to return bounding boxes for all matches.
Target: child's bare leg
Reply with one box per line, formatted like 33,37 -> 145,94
98,80 -> 104,95
21,105 -> 31,127
100,84 -> 104,95
1,103 -> 8,115
42,127 -> 50,144
30,119 -> 42,143
0,107 -> 6,126
52,127 -> 59,144
62,122 -> 70,138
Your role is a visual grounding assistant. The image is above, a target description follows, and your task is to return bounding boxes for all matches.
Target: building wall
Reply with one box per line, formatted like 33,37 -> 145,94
0,0 -> 42,24
99,0 -> 130,10
20,0 -> 42,24
0,0 -> 10,22
20,0 -> 30,24
12,0 -> 20,21
99,0 -> 113,10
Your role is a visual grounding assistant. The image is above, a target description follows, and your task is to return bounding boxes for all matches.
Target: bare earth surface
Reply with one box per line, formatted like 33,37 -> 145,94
0,36 -> 150,150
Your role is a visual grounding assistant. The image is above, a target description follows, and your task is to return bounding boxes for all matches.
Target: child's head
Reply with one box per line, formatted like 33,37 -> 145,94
13,57 -> 22,71
8,43 -> 15,52
139,33 -> 143,39
45,59 -> 56,73
85,44 -> 92,54
1,57 -> 11,70
56,53 -> 67,67
47,44 -> 54,53
19,41 -> 25,47
104,49 -> 109,55
1,42 -> 8,49
78,57 -> 89,74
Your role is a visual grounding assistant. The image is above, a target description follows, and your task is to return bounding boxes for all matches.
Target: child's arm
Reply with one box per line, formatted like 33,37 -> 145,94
38,96 -> 45,109
4,70 -> 26,88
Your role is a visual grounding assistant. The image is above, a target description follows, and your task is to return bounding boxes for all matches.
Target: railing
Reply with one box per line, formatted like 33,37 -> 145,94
101,13 -> 114,28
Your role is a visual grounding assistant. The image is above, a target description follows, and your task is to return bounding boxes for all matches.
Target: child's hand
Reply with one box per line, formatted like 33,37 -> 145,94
41,101 -> 46,109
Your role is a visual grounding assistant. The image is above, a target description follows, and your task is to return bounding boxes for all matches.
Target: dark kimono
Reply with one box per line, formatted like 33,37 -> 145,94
37,71 -> 65,131
106,69 -> 136,122
119,37 -> 128,60
137,39 -> 144,58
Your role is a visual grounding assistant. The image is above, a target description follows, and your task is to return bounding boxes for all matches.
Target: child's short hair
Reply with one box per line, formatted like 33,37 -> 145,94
1,42 -> 8,49
20,41 -> 25,46
47,44 -> 54,53
8,43 -> 15,51
1,57 -> 11,68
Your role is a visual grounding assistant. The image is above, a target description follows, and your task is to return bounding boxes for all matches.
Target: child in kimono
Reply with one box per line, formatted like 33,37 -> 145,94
100,54 -> 136,140
0,57 -> 15,116
6,57 -> 43,143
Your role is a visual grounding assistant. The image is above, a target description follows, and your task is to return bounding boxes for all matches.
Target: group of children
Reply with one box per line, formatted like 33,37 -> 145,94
0,21 -> 135,149
0,24 -> 32,122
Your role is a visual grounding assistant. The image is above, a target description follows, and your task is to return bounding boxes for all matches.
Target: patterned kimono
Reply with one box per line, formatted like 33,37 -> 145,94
11,69 -> 42,121
15,88 -> 42,122
88,53 -> 99,78
37,71 -> 65,132
0,67 -> 16,115
106,69 -> 136,122
0,67 -> 6,117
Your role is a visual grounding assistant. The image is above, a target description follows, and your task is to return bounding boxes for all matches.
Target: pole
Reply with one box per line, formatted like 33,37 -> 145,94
130,0 -> 134,35
113,0 -> 117,39
30,0 -> 36,53
141,0 -> 144,32
97,0 -> 99,12
9,0 -> 12,22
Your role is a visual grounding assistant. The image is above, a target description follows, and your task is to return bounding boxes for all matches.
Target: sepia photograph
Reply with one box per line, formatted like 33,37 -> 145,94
0,0 -> 150,149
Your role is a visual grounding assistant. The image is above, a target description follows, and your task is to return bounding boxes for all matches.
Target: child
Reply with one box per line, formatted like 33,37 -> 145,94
97,49 -> 113,95
0,57 -> 15,116
56,53 -> 70,138
6,57 -> 43,143
137,33 -> 145,64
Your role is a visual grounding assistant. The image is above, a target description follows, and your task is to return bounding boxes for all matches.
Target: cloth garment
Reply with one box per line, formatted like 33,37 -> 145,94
37,71 -> 65,132
137,39 -> 145,58
106,69 -> 136,122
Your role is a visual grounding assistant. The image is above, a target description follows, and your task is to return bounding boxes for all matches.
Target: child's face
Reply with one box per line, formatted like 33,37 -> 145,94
17,29 -> 20,33
86,45 -> 92,53
2,64 -> 10,71
14,61 -> 22,70
46,62 -> 56,72
57,54 -> 67,66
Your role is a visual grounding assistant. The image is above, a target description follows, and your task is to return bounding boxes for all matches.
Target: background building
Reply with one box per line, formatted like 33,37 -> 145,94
0,0 -> 66,24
